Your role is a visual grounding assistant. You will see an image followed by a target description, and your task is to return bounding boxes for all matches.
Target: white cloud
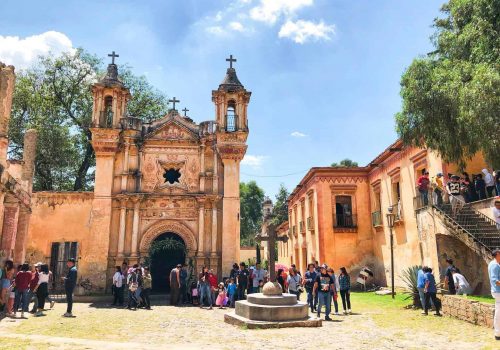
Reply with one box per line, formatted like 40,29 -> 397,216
279,20 -> 335,44
241,155 -> 267,168
206,26 -> 226,36
291,131 -> 307,137
250,0 -> 313,24
0,31 -> 74,70
229,21 -> 245,32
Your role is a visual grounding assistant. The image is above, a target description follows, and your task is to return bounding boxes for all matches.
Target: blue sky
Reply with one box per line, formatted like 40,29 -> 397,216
0,0 -> 443,197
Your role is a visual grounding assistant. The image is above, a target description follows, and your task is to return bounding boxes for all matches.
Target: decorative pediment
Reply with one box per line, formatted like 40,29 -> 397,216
144,114 -> 199,143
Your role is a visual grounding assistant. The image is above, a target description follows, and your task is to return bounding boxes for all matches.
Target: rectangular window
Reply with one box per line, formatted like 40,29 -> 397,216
335,196 -> 356,228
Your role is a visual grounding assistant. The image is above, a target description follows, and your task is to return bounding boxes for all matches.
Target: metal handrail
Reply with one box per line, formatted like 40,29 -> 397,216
333,214 -> 357,228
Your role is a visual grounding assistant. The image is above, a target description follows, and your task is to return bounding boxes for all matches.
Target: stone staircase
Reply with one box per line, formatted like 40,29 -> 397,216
433,199 -> 500,263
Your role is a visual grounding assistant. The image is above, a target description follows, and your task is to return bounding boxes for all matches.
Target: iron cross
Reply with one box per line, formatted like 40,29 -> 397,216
108,51 -> 119,64
169,97 -> 180,110
182,108 -> 189,117
226,54 -> 237,69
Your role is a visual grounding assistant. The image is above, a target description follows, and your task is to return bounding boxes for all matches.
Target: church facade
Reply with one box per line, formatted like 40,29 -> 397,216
24,56 -> 251,293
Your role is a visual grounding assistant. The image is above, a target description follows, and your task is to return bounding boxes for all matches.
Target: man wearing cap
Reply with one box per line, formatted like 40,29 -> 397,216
432,173 -> 444,207
313,264 -> 334,321
62,258 -> 77,317
417,170 -> 430,206
488,249 -> 500,340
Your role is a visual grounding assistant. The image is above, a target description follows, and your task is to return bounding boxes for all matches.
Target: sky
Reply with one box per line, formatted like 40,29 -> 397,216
0,0 -> 443,198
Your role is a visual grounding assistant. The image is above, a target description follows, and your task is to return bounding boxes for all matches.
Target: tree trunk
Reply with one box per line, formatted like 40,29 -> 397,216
73,138 -> 94,191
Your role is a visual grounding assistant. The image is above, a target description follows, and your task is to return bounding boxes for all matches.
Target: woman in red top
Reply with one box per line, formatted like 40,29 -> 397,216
13,263 -> 32,318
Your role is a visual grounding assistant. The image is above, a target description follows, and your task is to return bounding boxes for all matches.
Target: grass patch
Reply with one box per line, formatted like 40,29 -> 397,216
461,295 -> 494,304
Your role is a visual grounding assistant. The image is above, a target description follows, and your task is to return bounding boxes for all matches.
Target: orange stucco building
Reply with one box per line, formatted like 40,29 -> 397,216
279,140 -> 497,293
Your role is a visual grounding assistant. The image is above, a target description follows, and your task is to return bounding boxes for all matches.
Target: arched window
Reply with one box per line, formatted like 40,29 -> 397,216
226,101 -> 237,132
104,96 -> 113,127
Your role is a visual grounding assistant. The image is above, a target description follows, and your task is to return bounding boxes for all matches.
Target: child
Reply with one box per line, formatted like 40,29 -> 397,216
190,282 -> 199,306
258,280 -> 264,293
215,282 -> 226,309
227,278 -> 236,308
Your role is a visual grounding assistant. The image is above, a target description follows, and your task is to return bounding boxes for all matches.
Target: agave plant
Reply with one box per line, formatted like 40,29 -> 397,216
400,265 -> 422,307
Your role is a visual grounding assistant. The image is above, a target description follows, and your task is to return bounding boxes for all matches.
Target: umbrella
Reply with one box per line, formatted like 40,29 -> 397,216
274,263 -> 289,271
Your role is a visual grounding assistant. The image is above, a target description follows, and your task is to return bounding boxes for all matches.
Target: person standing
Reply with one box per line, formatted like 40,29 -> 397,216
251,263 -> 266,294
327,267 -> 340,315
127,266 -> 138,310
338,267 -> 352,315
33,264 -> 50,317
112,266 -> 124,306
169,264 -> 181,306
287,268 -> 302,301
276,268 -> 286,293
62,258 -> 77,317
444,258 -> 459,295
495,170 -> 500,196
313,264 -> 334,321
198,266 -> 212,309
417,266 -> 433,312
447,175 -> 463,217
304,263 -> 318,312
417,170 -> 430,206
141,267 -> 152,310
432,173 -> 445,207
0,260 -> 14,315
483,169 -> 495,198
227,278 -> 237,308
488,249 -> 500,340
423,267 -> 441,316
13,263 -> 32,319
475,174 -> 487,200
28,263 -> 40,313
236,263 -> 250,301
179,264 -> 187,304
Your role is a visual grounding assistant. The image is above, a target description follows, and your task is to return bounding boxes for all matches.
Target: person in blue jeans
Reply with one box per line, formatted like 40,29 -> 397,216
417,267 -> 433,313
423,267 -> 441,316
198,266 -> 213,309
304,263 -> 317,313
227,278 -> 237,307
313,264 -> 334,321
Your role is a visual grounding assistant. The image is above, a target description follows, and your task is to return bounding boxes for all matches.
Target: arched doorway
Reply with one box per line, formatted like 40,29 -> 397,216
149,232 -> 186,293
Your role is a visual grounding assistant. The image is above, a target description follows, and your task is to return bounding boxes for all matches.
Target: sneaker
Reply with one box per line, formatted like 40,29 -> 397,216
35,311 -> 43,317
325,316 -> 332,321
63,312 -> 73,317
343,310 -> 348,315
348,309 -> 352,314
50,301 -> 55,309
334,312 -> 340,316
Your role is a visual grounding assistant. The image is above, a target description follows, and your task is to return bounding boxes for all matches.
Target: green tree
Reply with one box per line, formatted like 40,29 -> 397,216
9,49 -> 169,191
395,0 -> 500,168
271,183 -> 289,226
331,159 -> 359,167
240,181 -> 265,246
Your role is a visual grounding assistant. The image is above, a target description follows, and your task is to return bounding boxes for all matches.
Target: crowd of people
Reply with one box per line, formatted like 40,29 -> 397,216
417,168 -> 500,209
0,258 -> 77,318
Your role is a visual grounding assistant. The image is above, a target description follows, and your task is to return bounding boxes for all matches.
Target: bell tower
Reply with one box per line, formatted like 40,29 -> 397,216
213,55 -> 251,275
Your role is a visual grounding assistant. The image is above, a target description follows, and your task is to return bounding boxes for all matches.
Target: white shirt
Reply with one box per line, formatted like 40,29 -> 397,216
287,274 -> 302,292
493,207 -> 500,226
113,271 -> 124,288
252,269 -> 267,288
453,273 -> 470,290
38,273 -> 49,285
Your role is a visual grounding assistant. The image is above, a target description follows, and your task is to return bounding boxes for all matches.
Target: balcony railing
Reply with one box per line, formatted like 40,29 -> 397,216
371,211 -> 382,227
306,217 -> 314,230
414,188 -> 432,211
225,114 -> 238,132
299,221 -> 305,233
333,214 -> 357,228
390,203 -> 403,222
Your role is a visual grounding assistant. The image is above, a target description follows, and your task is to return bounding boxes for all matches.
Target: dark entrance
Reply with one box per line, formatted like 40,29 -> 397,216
149,232 -> 186,293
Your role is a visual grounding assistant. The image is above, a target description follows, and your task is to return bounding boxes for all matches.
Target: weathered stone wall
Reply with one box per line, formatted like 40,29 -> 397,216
441,295 -> 494,328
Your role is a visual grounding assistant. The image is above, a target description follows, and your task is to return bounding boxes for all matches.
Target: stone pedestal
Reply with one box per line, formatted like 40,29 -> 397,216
224,281 -> 321,329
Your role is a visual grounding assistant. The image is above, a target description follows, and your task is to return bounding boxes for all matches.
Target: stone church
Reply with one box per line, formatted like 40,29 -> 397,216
15,56 -> 251,293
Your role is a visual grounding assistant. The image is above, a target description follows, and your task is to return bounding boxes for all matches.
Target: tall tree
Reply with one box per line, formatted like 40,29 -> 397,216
9,49 -> 169,191
331,159 -> 359,167
395,0 -> 500,168
271,183 -> 289,226
240,181 -> 265,246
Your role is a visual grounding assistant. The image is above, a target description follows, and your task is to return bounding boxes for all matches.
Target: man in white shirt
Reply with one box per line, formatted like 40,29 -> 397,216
251,263 -> 267,294
451,269 -> 471,295
112,266 -> 124,306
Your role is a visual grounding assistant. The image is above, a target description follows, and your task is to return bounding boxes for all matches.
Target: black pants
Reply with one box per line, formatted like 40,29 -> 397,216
113,285 -> 124,305
37,283 -> 48,310
424,292 -> 440,314
141,288 -> 151,308
340,290 -> 351,311
180,282 -> 187,304
65,287 -> 74,313
237,285 -> 247,301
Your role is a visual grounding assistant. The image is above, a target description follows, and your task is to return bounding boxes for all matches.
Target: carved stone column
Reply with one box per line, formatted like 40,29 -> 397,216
121,141 -> 130,192
212,146 -> 218,193
0,196 -> 20,259
130,196 -> 142,257
210,201 -> 218,256
13,206 -> 30,264
197,199 -> 205,254
117,198 -> 128,257
200,143 -> 206,192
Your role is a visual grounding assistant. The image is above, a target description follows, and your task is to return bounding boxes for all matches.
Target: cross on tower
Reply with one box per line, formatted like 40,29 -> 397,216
169,97 -> 180,110
226,54 -> 237,69
108,51 -> 119,64
182,108 -> 189,117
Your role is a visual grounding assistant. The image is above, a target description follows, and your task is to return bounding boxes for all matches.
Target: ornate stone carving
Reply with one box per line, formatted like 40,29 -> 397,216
139,220 -> 198,254
141,197 -> 197,219
217,145 -> 247,161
